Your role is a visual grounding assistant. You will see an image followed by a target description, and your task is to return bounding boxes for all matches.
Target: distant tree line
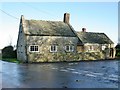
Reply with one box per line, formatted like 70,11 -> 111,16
2,45 -> 17,58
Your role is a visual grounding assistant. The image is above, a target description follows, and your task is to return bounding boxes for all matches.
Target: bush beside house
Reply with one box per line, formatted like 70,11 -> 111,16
2,46 -> 17,58
115,44 -> 120,58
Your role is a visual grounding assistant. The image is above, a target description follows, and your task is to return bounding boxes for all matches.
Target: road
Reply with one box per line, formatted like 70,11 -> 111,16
1,60 -> 120,88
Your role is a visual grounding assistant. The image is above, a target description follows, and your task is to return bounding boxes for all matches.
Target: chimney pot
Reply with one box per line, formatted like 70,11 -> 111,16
82,28 -> 86,32
63,13 -> 70,24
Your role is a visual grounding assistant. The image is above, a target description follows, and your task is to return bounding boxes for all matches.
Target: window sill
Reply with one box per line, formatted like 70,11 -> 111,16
50,51 -> 57,53
65,51 -> 74,52
29,51 -> 39,53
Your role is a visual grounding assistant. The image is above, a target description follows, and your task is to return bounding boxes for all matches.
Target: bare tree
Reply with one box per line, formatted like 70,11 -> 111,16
8,35 -> 12,46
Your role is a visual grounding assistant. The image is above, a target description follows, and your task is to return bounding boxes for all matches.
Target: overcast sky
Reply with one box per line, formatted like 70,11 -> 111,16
0,2 -> 118,49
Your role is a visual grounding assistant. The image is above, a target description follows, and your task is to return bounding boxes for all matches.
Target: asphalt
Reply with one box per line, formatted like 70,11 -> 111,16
1,60 -> 120,88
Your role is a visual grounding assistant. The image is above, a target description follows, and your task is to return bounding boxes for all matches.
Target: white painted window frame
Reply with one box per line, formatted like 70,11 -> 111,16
50,45 -> 57,52
29,45 -> 39,52
102,45 -> 106,50
88,46 -> 94,51
65,45 -> 74,52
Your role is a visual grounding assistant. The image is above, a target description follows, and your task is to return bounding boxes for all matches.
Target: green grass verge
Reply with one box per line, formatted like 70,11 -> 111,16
2,58 -> 22,64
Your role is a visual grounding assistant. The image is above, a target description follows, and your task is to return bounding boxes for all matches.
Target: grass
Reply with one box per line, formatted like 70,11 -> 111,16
2,58 -> 22,64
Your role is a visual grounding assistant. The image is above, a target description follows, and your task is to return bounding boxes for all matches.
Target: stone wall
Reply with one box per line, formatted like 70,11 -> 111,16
26,36 -> 79,62
80,43 -> 115,59
17,22 -> 27,62
80,52 -> 105,60
28,52 -> 81,62
27,51 -> 105,62
24,36 -> 115,62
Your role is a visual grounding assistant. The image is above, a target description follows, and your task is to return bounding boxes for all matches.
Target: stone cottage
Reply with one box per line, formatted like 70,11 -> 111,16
76,28 -> 116,60
17,13 -> 82,63
17,13 -> 115,63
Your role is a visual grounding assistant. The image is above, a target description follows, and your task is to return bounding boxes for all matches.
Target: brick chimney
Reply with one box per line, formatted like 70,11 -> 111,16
63,13 -> 70,24
82,28 -> 86,32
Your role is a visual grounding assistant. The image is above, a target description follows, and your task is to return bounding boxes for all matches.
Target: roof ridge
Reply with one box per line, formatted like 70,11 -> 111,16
77,31 -> 105,34
26,19 -> 63,22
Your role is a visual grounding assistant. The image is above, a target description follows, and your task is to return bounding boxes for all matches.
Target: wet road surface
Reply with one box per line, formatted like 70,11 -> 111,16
1,60 -> 120,88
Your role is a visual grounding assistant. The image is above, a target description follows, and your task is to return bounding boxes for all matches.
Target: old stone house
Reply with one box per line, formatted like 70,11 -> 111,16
17,13 -> 115,63
17,13 -> 82,63
76,28 -> 116,60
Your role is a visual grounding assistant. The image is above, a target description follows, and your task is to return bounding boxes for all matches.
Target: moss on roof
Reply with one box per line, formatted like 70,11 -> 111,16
77,32 -> 114,44
25,20 -> 76,37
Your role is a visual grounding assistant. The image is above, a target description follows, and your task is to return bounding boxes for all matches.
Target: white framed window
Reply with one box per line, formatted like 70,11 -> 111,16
88,46 -> 94,51
102,46 -> 106,50
50,45 -> 57,52
29,45 -> 39,52
65,45 -> 74,52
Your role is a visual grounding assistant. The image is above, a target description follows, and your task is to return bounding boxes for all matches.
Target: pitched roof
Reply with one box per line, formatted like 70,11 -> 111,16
77,32 -> 114,44
25,20 -> 76,37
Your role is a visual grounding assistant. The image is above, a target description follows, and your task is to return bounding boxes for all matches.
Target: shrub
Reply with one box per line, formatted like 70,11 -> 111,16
115,44 -> 120,57
2,46 -> 17,58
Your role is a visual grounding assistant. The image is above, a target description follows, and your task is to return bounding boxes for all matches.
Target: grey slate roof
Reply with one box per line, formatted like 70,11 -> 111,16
77,32 -> 114,44
25,20 -> 76,37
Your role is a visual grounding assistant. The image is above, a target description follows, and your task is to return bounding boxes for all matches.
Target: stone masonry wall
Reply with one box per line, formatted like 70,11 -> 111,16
17,27 -> 27,62
18,35 -> 115,63
26,36 -> 79,62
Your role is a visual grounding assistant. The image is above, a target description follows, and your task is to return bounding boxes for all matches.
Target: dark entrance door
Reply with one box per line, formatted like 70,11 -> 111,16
110,48 -> 114,58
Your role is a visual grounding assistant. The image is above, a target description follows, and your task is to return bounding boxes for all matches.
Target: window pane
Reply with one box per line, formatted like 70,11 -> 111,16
65,45 -> 74,52
66,46 -> 69,51
50,45 -> 57,52
35,46 -> 38,51
53,46 -> 55,51
51,46 -> 53,51
70,46 -> 72,51
30,45 -> 39,52
30,46 -> 34,51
